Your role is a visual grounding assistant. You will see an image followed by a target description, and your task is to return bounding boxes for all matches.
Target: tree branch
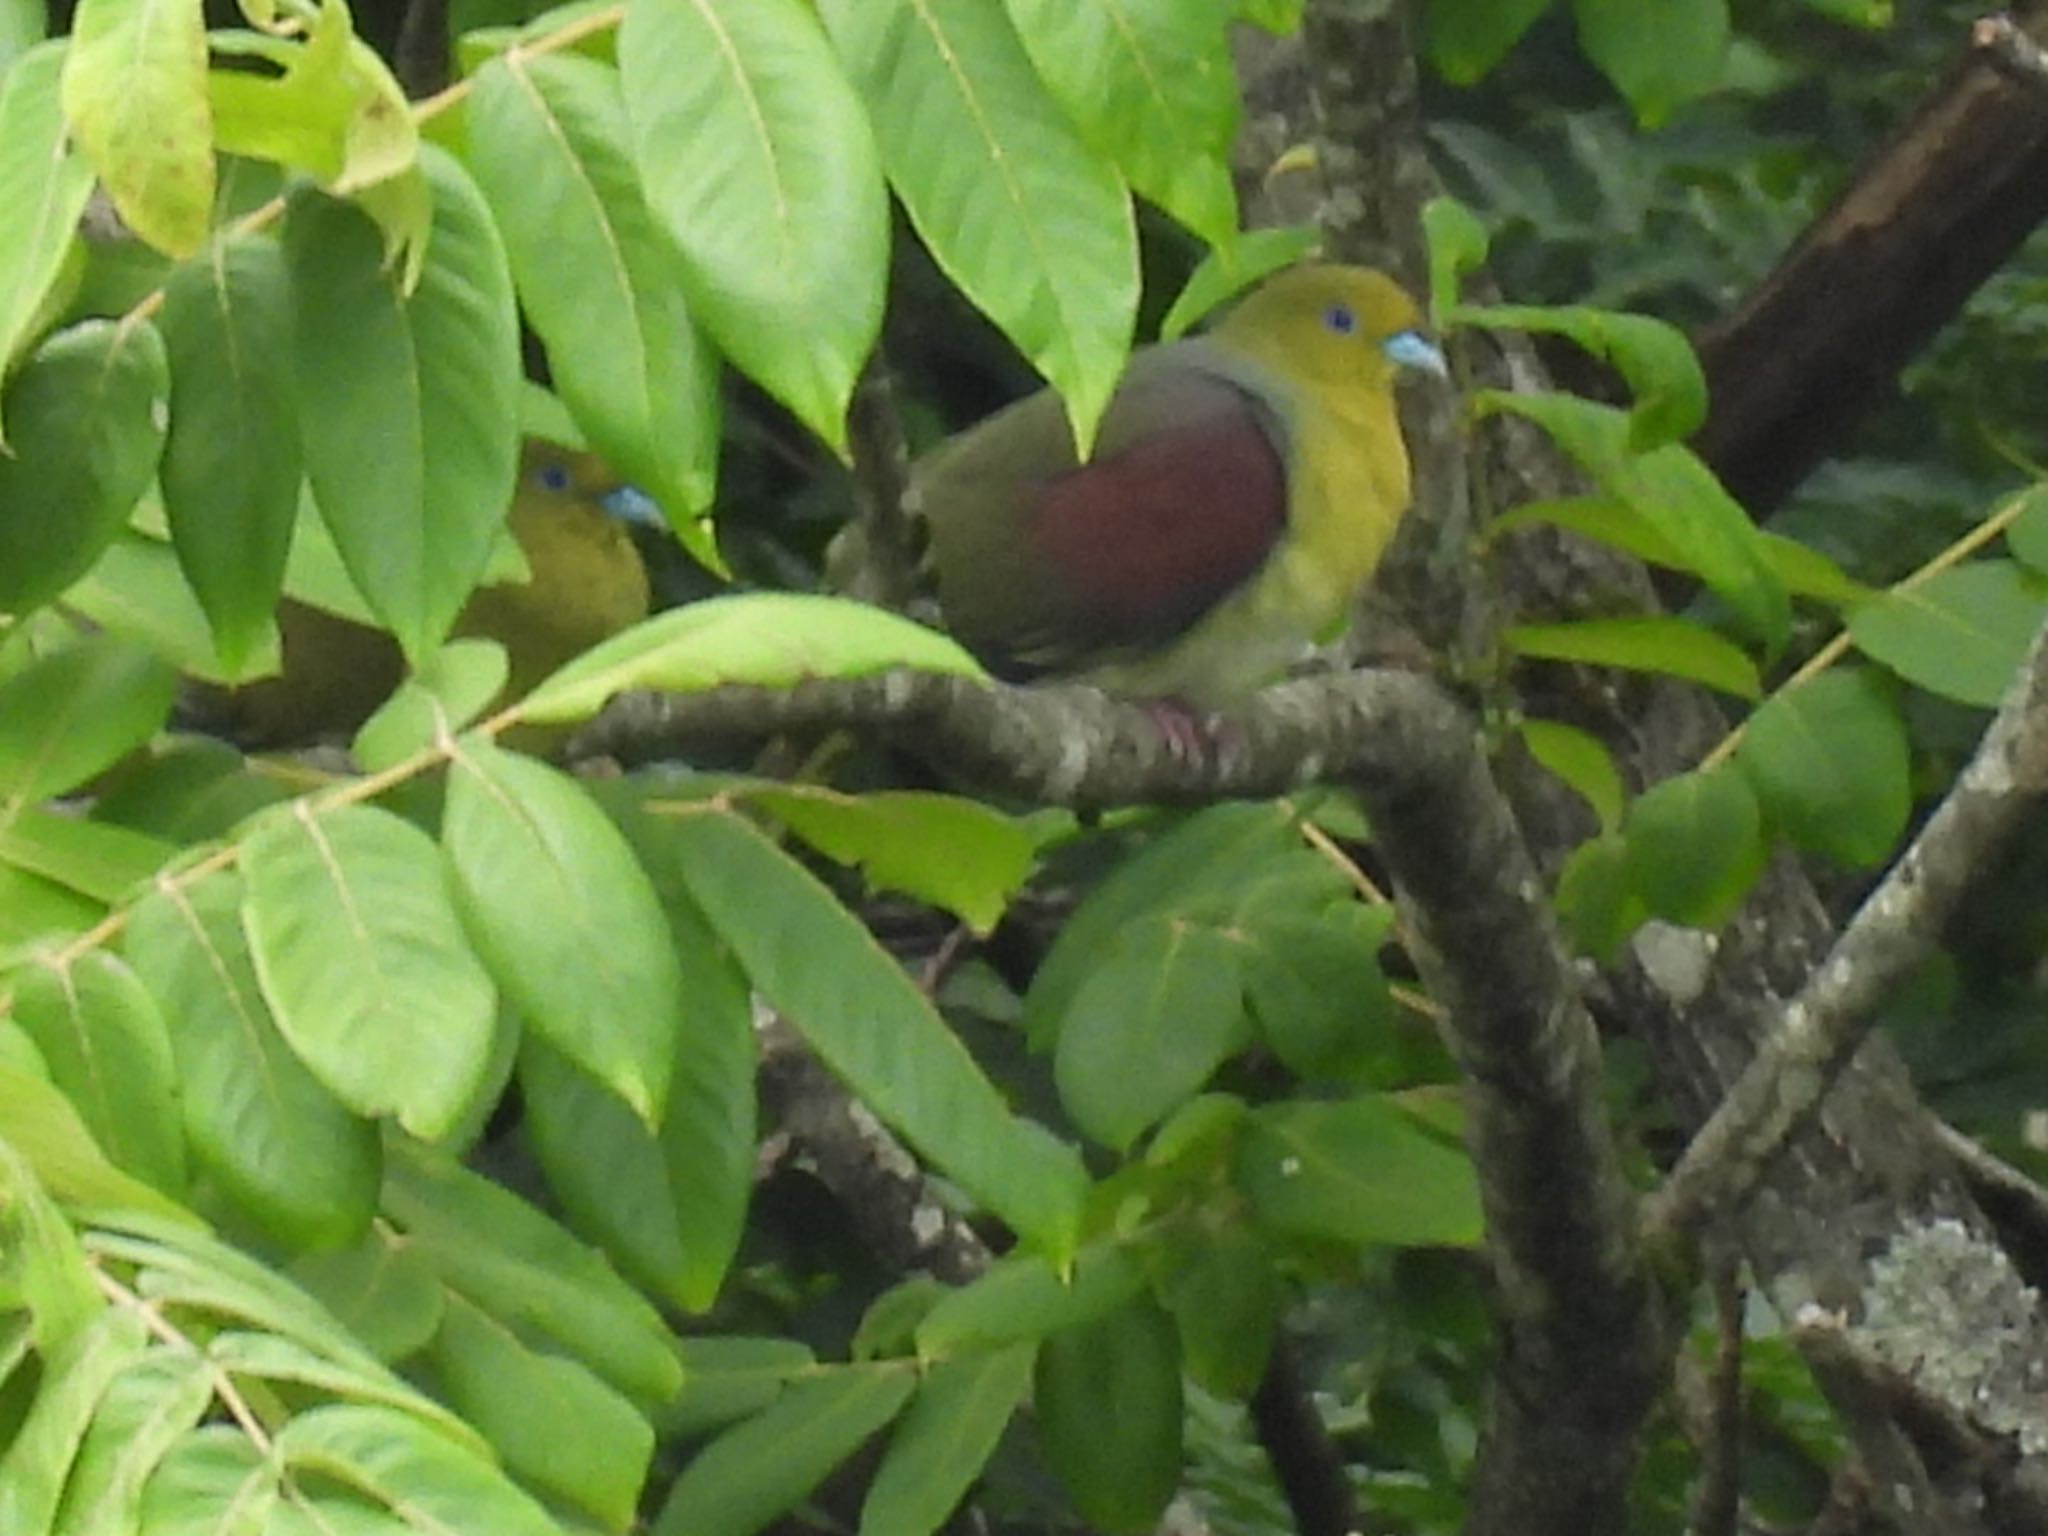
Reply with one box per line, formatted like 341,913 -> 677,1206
576,659 -> 1667,1536
1644,614 -> 2048,1248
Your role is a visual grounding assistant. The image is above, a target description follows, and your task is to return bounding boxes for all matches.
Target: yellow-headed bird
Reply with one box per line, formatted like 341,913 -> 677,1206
197,443 -> 652,747
911,265 -> 1445,706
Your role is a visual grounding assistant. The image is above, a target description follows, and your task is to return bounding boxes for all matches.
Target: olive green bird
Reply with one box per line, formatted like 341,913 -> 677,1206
897,264 -> 1445,707
194,442 -> 653,748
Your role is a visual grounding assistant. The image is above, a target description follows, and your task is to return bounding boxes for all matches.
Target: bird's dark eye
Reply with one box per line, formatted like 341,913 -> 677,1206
1323,303 -> 1357,335
535,460 -> 572,493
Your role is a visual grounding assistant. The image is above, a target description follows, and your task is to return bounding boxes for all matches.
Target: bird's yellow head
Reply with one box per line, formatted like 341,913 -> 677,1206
1212,264 -> 1445,398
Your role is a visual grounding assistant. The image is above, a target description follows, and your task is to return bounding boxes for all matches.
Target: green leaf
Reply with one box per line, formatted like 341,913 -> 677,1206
0,861 -> 98,948
61,531 -> 283,686
2008,486 -> 2048,579
0,1128 -> 106,1349
467,51 -> 722,565
1759,531 -> 1870,608
11,950 -> 185,1195
1003,0 -> 1239,249
662,1337 -> 817,1439
443,738 -> 682,1124
350,638 -> 509,772
1554,831 -> 1646,962
136,1429 -> 277,1536
1573,0 -> 1728,127
820,0 -> 1137,456
56,1347 -> 216,1532
289,1226 -> 445,1364
429,1292 -> 654,1529
157,238 -> 301,675
1054,918 -> 1247,1152
1421,193 -> 1489,321
752,787 -> 1036,936
0,42 -> 94,392
1517,717 -> 1625,831
0,1307 -> 151,1535
0,318 -> 170,615
1623,765 -> 1766,929
1457,302 -> 1704,448
1506,616 -> 1761,699
274,1404 -> 560,1535
1424,0 -> 1552,84
620,0 -> 886,454
1479,391 -> 1787,650
1159,225 -> 1319,341
238,802 -> 499,1141
653,1367 -> 917,1536
1239,906 -> 1399,1084
123,872 -> 380,1248
519,894 -> 755,1314
1847,561 -> 2048,708
669,806 -> 1089,1258
521,592 -> 987,722
860,1345 -> 1034,1536
1034,1297 -> 1182,1534
0,1062 -> 195,1223
0,806 -> 172,905
61,0 -> 213,256
204,1327 -> 480,1453
1237,1095 -> 1482,1247
0,634 -> 177,806
1490,495 -> 1686,569
282,146 -> 520,663
207,0 -> 418,200
1024,802 -> 1314,1047
916,1245 -> 1146,1357
1148,1223 -> 1282,1398
1737,669 -> 1909,868
382,1139 -> 685,1406
1236,0 -> 1301,31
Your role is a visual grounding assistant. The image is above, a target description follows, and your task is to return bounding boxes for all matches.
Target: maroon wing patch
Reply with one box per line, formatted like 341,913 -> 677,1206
1025,378 -> 1288,657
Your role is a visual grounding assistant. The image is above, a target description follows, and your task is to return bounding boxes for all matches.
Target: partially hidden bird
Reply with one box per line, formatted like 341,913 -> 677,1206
191,442 -> 654,747
900,264 -> 1446,707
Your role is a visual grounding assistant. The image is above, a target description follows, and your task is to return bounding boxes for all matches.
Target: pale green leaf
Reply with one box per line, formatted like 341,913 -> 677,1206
239,802 -> 499,1141
1518,717 -> 1625,831
521,592 -> 986,724
61,0 -> 213,255
620,0 -> 886,453
0,42 -> 94,393
751,787 -> 1036,936
123,873 -> 380,1248
11,949 -> 185,1194
442,737 -> 682,1125
468,50 -> 722,564
274,1404 -> 560,1536
820,0 -> 1137,456
1003,0 -> 1239,248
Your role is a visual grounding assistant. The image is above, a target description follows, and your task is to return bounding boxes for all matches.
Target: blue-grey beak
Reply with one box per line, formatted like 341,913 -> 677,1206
601,484 -> 667,530
1383,329 -> 1449,379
